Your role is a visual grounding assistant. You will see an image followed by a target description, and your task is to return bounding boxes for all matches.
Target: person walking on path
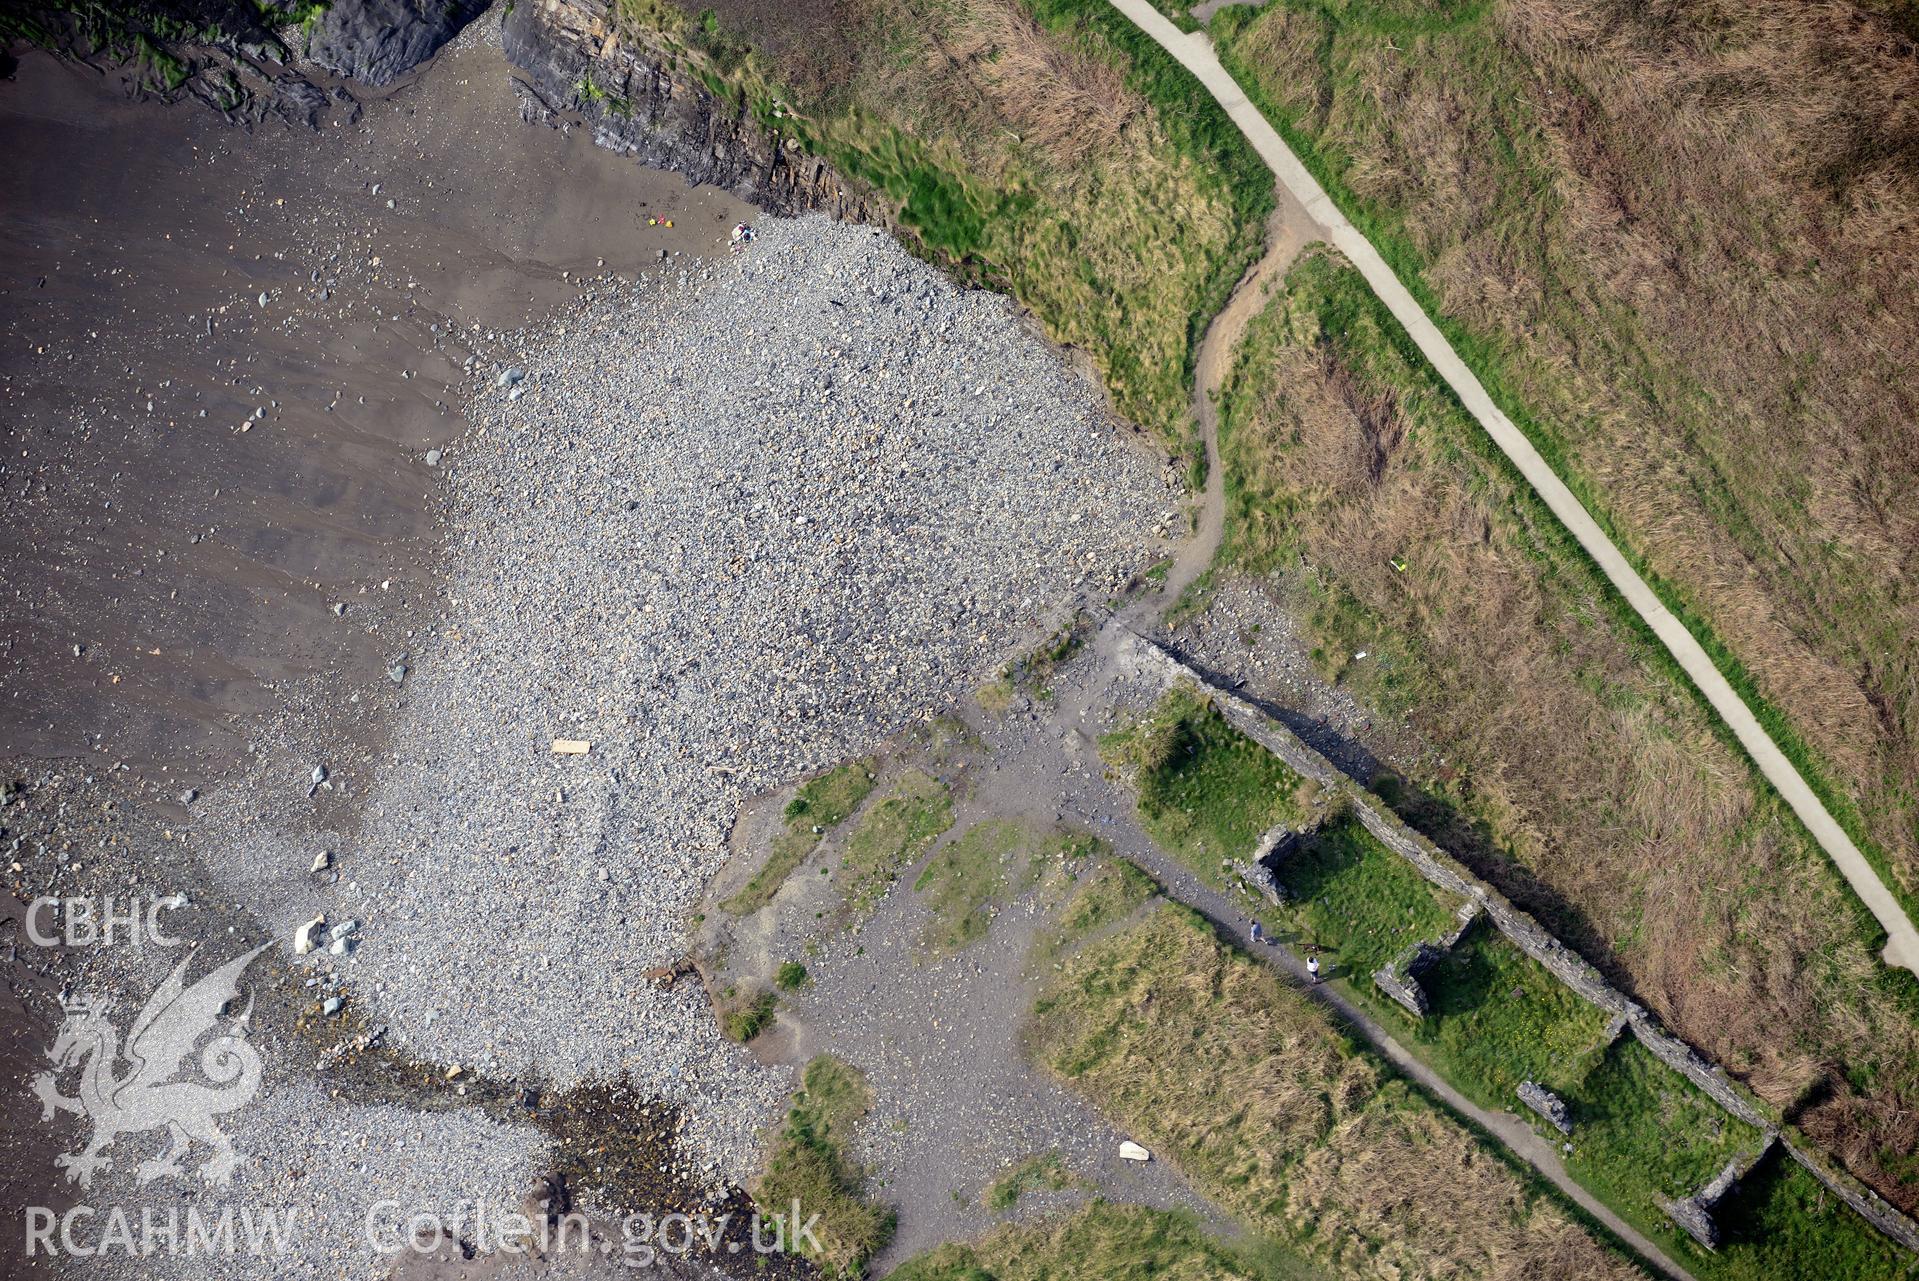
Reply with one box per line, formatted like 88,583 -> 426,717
1307,954 -> 1321,984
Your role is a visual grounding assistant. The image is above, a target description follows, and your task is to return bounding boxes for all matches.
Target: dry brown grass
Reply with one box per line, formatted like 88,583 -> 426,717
1028,902 -> 1646,1279
1220,0 -> 1919,898
655,0 -> 1265,443
946,0 -> 1142,165
764,0 -> 1146,174
1217,247 -> 1919,1212
1291,1102 -> 1641,1281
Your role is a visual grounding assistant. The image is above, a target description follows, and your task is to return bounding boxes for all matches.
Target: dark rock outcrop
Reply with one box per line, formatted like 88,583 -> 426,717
1662,1145 -> 1774,1250
1231,856 -> 1287,907
304,0 -> 490,87
1254,824 -> 1300,868
500,0 -> 884,222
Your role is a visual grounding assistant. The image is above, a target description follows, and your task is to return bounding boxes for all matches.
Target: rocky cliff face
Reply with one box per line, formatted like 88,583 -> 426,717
11,0 -> 874,220
4,0 -> 491,126
500,0 -> 884,223
304,0 -> 492,87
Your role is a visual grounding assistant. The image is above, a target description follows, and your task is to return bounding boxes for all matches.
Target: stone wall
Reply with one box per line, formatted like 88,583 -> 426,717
1784,1139 -> 1919,1254
1117,630 -> 1919,1256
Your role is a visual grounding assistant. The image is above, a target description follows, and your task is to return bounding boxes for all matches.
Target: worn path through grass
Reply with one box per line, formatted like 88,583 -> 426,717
1098,0 -> 1919,976
1038,156 -> 1693,1279
1092,807 -> 1700,1281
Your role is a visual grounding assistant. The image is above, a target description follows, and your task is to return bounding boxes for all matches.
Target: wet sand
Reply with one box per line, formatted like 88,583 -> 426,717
1,28 -> 752,1276
0,27 -> 748,791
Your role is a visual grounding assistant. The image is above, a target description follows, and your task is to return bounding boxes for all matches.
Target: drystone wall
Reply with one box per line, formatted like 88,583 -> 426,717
1117,630 -> 1919,1255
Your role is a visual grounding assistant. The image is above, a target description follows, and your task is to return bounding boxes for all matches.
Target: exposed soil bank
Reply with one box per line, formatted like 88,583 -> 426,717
502,0 -> 884,224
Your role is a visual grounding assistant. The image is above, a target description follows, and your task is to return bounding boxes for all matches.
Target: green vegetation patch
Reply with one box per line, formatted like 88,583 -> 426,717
834,769 -> 954,926
1549,1038 -> 1914,1280
1271,814 -> 1456,982
916,821 -> 1099,955
1402,928 -> 1614,1106
1566,1040 -> 1763,1227
895,1201 -> 1327,1281
786,760 -> 880,829
720,989 -> 777,1042
1712,1156 -> 1919,1281
1026,903 -> 1648,1278
723,759 -> 877,916
1102,686 -> 1317,880
758,1055 -> 894,1277
981,1152 -> 1081,1211
916,818 -> 1026,954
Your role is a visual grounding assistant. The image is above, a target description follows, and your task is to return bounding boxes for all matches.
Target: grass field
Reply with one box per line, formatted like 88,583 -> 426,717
1214,247 -> 1919,1212
1026,900 -> 1651,1279
1271,814 -> 1456,982
757,1055 -> 895,1278
610,0 -> 1273,456
1412,928 -> 1615,1105
1566,1039 -> 1764,1232
1714,1157 -> 1919,1281
1101,686 -> 1320,882
894,1201 -> 1329,1281
1209,0 -> 1919,925
1560,1039 -> 1918,1281
723,759 -> 877,915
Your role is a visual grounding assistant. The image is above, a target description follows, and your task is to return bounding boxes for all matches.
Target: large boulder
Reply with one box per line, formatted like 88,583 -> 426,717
304,0 -> 489,87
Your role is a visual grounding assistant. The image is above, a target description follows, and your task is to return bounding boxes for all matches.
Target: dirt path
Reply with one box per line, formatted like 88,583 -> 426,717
1081,197 -> 1312,729
1156,201 -> 1315,609
1059,195 -> 1699,1281
1102,0 -> 1919,976
1106,836 -> 1701,1281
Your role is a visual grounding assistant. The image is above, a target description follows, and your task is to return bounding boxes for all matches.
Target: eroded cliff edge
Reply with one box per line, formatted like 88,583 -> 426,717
500,0 -> 883,223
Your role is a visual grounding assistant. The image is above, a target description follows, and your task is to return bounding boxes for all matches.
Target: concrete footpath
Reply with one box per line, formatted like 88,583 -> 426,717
1105,0 -> 1919,974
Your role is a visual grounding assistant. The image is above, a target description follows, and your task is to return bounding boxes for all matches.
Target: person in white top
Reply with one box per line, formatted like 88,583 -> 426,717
1307,954 -> 1321,984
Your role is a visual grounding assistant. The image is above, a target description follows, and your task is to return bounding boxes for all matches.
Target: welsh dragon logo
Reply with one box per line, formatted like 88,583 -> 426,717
31,944 -> 271,1189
